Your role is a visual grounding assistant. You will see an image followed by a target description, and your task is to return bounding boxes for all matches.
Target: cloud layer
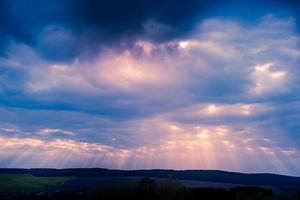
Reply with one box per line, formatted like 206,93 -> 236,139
0,1 -> 300,176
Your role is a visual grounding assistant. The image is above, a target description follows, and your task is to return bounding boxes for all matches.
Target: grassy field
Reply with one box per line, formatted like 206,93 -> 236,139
0,174 -> 73,192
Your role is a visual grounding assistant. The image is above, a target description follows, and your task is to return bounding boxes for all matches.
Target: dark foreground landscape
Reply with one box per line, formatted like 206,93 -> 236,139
0,168 -> 300,200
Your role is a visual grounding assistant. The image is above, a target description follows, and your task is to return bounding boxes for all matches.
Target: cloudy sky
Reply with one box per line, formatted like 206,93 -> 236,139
0,0 -> 300,176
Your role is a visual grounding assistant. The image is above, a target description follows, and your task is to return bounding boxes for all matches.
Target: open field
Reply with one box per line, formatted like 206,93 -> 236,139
61,176 -> 246,189
0,174 -> 73,192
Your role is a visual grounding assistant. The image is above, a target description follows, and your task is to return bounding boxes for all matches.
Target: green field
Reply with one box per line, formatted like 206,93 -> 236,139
0,174 -> 73,192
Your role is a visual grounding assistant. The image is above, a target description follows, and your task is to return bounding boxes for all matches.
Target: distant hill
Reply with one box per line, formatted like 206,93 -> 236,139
1,168 -> 300,187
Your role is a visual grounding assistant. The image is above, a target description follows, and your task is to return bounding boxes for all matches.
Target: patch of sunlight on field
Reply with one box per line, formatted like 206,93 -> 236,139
0,174 -> 73,192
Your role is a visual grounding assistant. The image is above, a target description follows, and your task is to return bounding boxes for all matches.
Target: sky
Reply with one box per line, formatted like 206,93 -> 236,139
0,0 -> 300,176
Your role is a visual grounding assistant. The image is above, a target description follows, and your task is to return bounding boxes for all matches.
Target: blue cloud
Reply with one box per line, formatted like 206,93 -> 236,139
0,0 -> 300,175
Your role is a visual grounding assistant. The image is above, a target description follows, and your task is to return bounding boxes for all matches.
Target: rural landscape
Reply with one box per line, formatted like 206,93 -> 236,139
0,168 -> 300,199
1,0 -> 300,199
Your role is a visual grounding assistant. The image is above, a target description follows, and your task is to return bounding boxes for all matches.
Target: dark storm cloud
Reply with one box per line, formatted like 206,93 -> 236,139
0,0 -> 222,37
0,0 -> 229,61
1,0 -> 300,61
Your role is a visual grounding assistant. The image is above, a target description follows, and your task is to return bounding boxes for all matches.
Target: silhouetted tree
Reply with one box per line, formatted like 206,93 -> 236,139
139,177 -> 156,192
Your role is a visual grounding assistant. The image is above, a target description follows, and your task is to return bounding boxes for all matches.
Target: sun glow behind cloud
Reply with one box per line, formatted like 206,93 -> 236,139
0,121 -> 298,174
